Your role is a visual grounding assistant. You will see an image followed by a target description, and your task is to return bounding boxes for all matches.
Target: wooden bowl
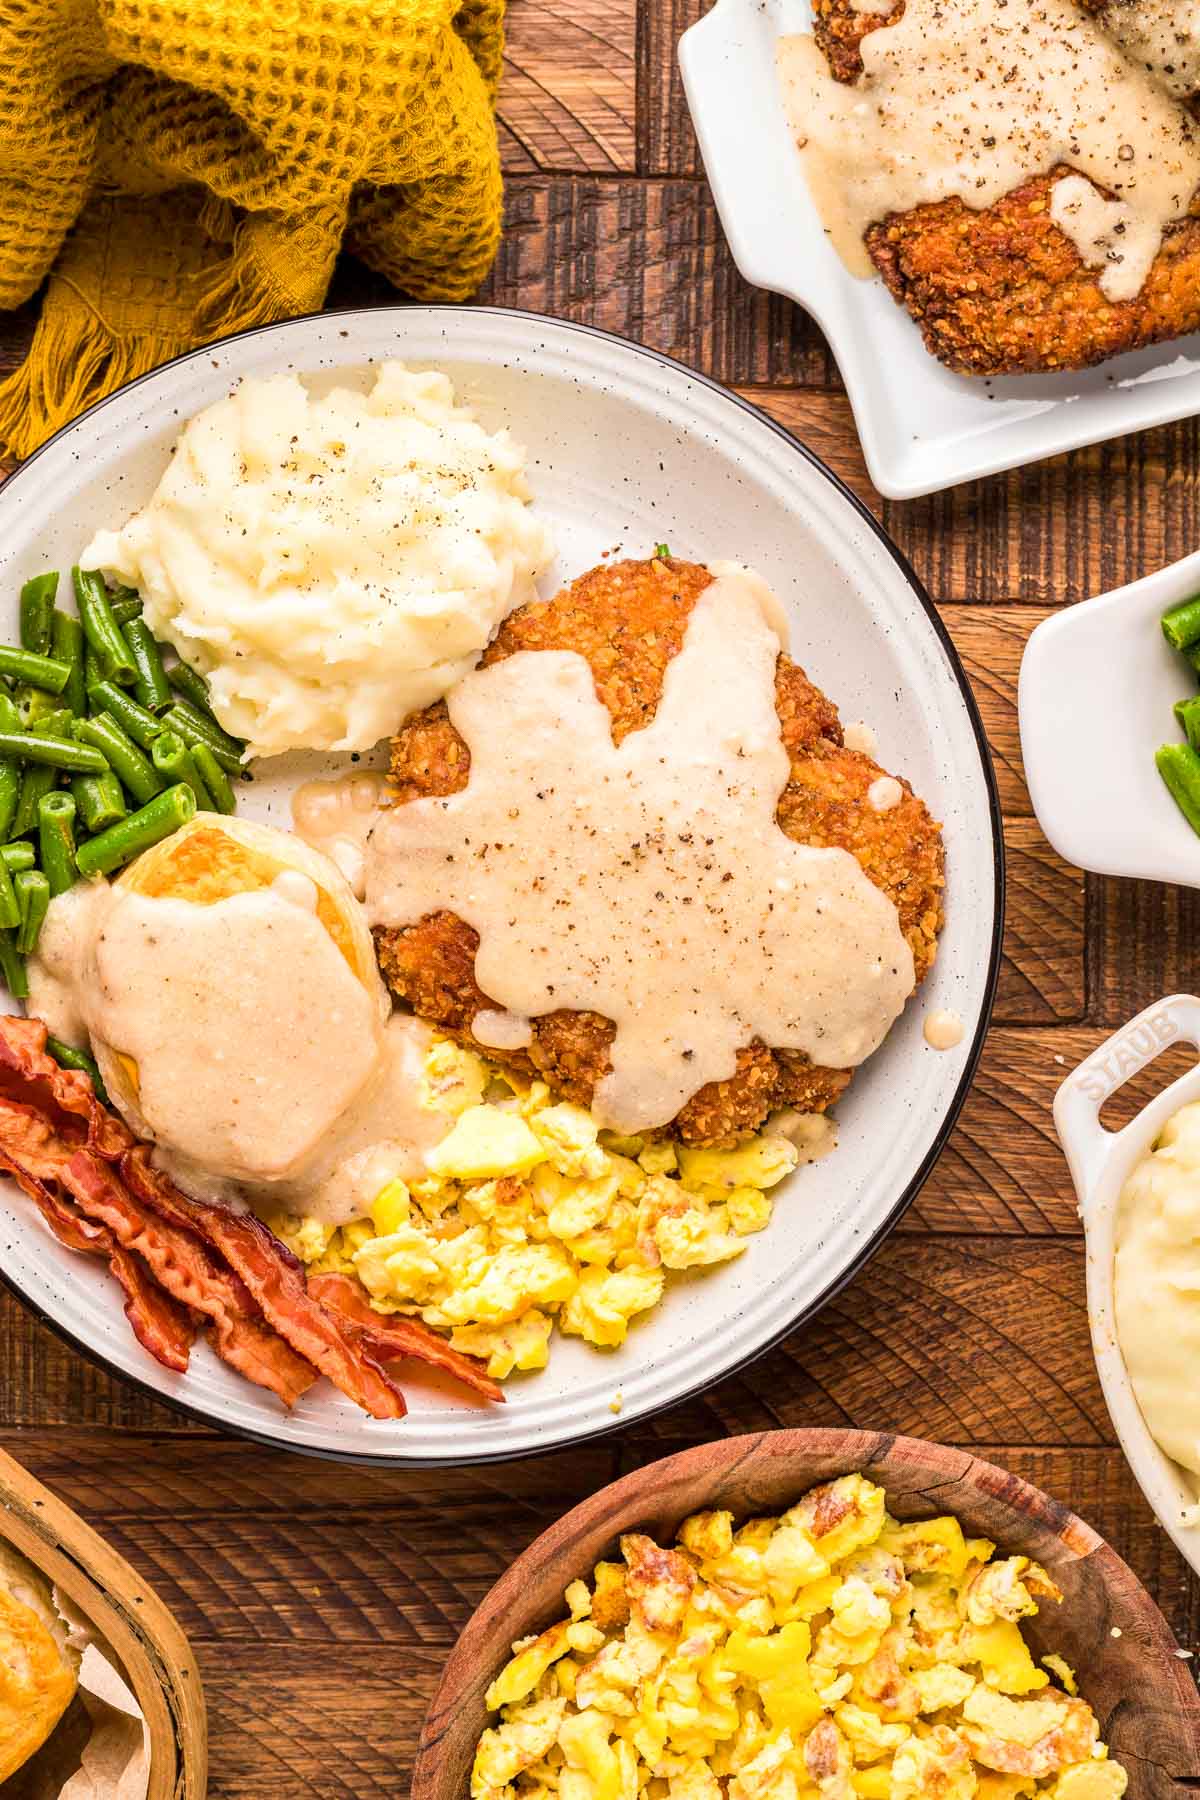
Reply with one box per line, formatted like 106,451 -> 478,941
413,1428 -> 1200,1800
0,1448 -> 206,1798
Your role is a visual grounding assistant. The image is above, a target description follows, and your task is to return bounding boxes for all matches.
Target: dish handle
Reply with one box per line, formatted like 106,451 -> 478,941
1053,993 -> 1200,1212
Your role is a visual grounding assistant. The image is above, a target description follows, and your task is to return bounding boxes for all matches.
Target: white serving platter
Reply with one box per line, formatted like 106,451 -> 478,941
678,0 -> 1200,501
1020,548 -> 1200,885
0,306 -> 1001,1464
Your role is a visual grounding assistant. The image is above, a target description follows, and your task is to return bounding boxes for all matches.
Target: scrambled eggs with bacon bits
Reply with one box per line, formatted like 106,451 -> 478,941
472,1475 -> 1127,1800
270,1037 -> 827,1378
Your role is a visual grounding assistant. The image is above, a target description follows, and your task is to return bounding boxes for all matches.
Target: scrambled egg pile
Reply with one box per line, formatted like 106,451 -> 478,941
271,1037 -> 823,1378
472,1475 -> 1127,1800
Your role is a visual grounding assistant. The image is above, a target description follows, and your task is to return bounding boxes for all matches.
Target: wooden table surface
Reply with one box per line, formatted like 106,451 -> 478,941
2,4 -> 1198,1792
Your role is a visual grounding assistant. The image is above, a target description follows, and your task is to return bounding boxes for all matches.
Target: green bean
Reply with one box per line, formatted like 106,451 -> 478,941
11,713 -> 77,840
0,724 -> 108,774
73,567 -> 137,686
1163,594 -> 1200,653
1157,743 -> 1200,835
19,572 -> 57,656
123,616 -> 172,713
0,931 -> 27,999
0,692 -> 21,737
51,610 -> 86,718
162,702 -> 243,774
0,645 -> 70,692
15,684 -> 61,727
110,599 -> 142,628
14,870 -> 49,954
0,852 -> 20,930
190,742 -> 234,814
46,1034 -> 108,1103
0,765 -> 20,843
73,713 -> 161,805
83,645 -> 102,693
0,843 -> 34,873
1177,696 -> 1200,750
166,659 -> 214,714
151,730 -> 210,808
87,679 -> 166,753
71,770 -> 126,835
76,783 -> 195,879
38,791 -> 77,897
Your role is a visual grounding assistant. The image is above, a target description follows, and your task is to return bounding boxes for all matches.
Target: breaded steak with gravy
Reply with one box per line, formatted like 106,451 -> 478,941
374,558 -> 944,1146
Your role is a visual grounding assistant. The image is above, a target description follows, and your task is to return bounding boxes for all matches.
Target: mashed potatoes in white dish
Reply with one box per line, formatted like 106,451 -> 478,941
1114,1099 -> 1200,1483
82,362 -> 554,758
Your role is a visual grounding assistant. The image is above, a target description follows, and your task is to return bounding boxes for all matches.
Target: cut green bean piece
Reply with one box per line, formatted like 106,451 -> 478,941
151,730 -> 208,807
0,930 -> 27,999
0,763 -> 20,843
0,843 -> 34,873
19,573 -> 57,656
73,567 -> 137,686
0,853 -> 20,931
76,783 -> 195,879
46,1034 -> 108,1103
0,692 -> 21,737
166,695 -> 243,758
1176,696 -> 1200,750
1157,743 -> 1200,836
11,712 -> 76,840
1163,594 -> 1200,653
166,659 -> 214,714
0,645 -> 70,693
123,616 -> 172,713
38,790 -> 77,897
51,609 -> 86,718
15,684 -> 61,727
162,703 -> 243,774
88,679 -> 166,753
73,713 -> 161,805
15,870 -> 49,954
71,770 -> 126,835
191,741 -> 234,814
109,598 -> 142,628
0,724 -> 108,774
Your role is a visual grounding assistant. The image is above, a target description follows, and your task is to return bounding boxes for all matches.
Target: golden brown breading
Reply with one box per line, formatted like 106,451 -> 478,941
374,558 -> 944,1146
813,0 -> 1200,376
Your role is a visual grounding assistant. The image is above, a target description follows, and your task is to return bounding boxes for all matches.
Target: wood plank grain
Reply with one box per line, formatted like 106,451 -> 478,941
1090,872 -> 1200,1026
500,0 -> 637,173
941,604 -> 1038,815
997,821 -> 1085,1023
637,0 -> 703,177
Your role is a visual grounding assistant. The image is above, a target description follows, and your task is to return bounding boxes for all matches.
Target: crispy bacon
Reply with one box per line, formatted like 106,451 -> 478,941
64,1150 -> 316,1408
0,1015 -> 130,1158
308,1271 -> 504,1404
106,1242 -> 197,1372
121,1149 -> 408,1421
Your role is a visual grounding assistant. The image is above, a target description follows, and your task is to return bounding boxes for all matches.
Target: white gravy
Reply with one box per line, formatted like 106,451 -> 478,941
923,1007 -> 965,1050
1103,0 -> 1200,101
29,879 -> 450,1225
843,722 -> 878,757
366,567 -> 915,1135
292,772 -> 386,900
777,0 -> 1200,302
868,775 -> 902,813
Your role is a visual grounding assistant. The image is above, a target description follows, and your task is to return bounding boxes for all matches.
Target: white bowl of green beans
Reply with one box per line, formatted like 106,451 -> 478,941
1021,548 -> 1200,886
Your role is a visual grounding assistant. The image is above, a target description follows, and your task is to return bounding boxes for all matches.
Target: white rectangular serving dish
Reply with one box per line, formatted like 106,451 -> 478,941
678,0 -> 1200,500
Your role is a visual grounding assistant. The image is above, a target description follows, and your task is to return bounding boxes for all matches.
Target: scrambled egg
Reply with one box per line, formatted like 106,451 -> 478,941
270,1036 -> 822,1377
472,1476 -> 1128,1800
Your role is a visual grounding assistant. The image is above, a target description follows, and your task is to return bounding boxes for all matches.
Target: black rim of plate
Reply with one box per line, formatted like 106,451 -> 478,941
0,303 -> 1006,1467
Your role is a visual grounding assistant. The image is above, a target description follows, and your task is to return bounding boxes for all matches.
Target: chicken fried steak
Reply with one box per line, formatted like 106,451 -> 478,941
373,558 -> 944,1147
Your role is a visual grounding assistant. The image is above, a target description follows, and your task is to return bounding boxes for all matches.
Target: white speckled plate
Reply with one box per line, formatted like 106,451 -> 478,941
679,0 -> 1200,500
0,306 -> 1001,1464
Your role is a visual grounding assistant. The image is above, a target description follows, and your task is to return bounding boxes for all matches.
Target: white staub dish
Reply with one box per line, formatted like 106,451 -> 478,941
678,0 -> 1200,501
0,306 -> 1001,1465
1055,995 -> 1200,1579
1020,549 -> 1200,885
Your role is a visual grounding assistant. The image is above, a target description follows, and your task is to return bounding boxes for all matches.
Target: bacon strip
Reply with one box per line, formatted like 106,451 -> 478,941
0,1015 -> 130,1158
122,1149 -> 408,1421
64,1150 -> 316,1408
308,1272 -> 504,1404
0,1098 -> 199,1370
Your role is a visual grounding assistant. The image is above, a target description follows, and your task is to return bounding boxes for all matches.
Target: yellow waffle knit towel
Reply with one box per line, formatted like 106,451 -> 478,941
0,0 -> 505,461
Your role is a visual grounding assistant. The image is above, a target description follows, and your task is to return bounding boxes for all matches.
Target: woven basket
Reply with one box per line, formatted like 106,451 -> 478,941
0,1447 -> 206,1798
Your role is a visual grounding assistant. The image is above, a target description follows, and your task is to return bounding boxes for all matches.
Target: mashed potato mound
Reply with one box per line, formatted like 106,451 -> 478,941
82,362 -> 554,758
